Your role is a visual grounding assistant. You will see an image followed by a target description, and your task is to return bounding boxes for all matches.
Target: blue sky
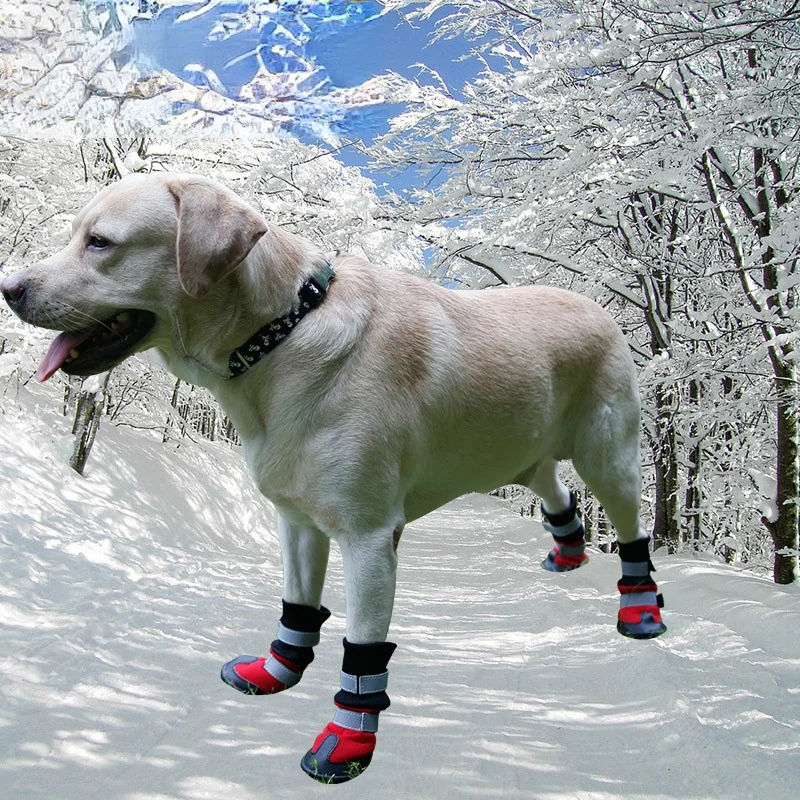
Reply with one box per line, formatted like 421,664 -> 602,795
132,1 -> 483,191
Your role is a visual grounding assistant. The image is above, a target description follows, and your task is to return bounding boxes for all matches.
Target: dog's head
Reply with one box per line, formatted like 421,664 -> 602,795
1,173 -> 267,381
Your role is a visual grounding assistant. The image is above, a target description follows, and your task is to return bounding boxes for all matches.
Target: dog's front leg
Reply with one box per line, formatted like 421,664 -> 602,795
221,516 -> 332,696
277,514 -> 331,609
301,526 -> 399,783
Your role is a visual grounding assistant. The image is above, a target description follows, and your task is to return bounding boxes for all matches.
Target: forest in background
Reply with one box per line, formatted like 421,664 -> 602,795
1,0 -> 799,584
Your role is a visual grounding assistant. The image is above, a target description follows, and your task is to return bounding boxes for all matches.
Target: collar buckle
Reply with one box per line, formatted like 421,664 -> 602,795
299,276 -> 325,308
299,262 -> 336,309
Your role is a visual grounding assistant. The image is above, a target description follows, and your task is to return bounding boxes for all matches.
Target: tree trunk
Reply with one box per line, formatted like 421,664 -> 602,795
580,486 -> 594,544
207,403 -> 216,441
62,376 -> 80,417
70,374 -> 111,475
763,359 -> 799,584
652,383 -> 680,553
596,503 -> 611,553
163,378 -> 182,443
222,415 -> 238,445
684,377 -> 703,548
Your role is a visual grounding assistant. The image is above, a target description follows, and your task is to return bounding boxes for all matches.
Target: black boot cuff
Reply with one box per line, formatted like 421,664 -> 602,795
342,638 -> 397,675
281,601 -> 332,632
618,537 -> 652,564
541,491 -> 578,527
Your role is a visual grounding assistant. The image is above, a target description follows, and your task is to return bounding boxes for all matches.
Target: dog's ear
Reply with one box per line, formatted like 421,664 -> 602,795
170,179 -> 267,299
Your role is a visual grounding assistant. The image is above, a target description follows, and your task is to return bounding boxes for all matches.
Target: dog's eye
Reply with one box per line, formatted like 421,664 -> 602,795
87,235 -> 111,250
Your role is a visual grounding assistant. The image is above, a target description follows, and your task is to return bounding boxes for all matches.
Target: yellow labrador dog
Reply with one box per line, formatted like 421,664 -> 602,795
1,173 -> 666,783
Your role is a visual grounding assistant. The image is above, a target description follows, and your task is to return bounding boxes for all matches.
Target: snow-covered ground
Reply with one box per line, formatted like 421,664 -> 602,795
1,387 -> 799,799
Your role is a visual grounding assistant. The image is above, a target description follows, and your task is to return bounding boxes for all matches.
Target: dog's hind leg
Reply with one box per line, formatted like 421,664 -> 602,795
571,404 -> 667,640
528,458 -> 589,572
301,524 -> 400,784
221,516 -> 332,696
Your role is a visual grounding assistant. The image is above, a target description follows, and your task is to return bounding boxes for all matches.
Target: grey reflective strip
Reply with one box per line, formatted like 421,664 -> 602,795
277,622 -> 320,648
542,515 -> 582,537
263,655 -> 302,687
620,591 -> 658,608
621,561 -> 651,577
340,670 -> 389,695
333,708 -> 380,733
558,543 -> 586,557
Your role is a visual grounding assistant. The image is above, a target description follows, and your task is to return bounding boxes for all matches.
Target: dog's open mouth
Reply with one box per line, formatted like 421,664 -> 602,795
36,310 -> 156,382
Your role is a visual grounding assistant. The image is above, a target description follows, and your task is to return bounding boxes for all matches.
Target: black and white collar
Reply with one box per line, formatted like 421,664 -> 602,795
227,262 -> 336,379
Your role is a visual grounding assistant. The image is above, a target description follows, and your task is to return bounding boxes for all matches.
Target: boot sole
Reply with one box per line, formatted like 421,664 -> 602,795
617,620 -> 667,639
300,748 -> 372,783
541,555 -> 589,572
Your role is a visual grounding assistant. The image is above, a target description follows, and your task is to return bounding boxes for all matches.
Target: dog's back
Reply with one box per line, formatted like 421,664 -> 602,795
304,258 -> 639,524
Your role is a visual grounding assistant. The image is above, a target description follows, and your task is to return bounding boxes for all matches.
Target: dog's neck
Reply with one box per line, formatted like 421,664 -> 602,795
227,263 -> 335,379
160,224 -> 331,386
243,223 -> 324,317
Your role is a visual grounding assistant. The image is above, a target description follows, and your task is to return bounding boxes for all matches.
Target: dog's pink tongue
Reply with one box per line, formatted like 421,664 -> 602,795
36,330 -> 94,383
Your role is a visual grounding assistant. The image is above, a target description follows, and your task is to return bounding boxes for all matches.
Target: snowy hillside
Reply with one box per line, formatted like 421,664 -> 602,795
1,385 -> 799,799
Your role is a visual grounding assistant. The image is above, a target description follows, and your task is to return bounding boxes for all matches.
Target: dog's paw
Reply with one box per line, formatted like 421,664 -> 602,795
617,598 -> 667,639
300,722 -> 376,784
220,653 -> 302,695
541,547 -> 589,572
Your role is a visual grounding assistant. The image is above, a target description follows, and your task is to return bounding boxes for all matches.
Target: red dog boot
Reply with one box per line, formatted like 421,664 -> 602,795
541,492 -> 589,572
301,639 -> 396,783
616,537 -> 667,639
221,601 -> 330,695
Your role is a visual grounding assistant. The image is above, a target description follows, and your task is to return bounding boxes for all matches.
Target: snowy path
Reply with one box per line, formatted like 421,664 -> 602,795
1,407 -> 799,799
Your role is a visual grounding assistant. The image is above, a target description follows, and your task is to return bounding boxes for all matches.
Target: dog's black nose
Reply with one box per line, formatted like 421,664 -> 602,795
1,275 -> 26,308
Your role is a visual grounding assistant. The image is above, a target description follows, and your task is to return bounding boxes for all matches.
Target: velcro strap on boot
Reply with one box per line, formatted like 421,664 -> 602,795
263,653 -> 303,687
271,602 -> 331,671
556,541 -> 586,557
620,591 -> 658,608
334,639 -> 396,713
620,560 -> 653,577
541,492 -> 583,540
618,538 -> 655,574
333,707 -> 380,733
277,622 -> 321,648
340,670 -> 389,695
542,515 -> 583,539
